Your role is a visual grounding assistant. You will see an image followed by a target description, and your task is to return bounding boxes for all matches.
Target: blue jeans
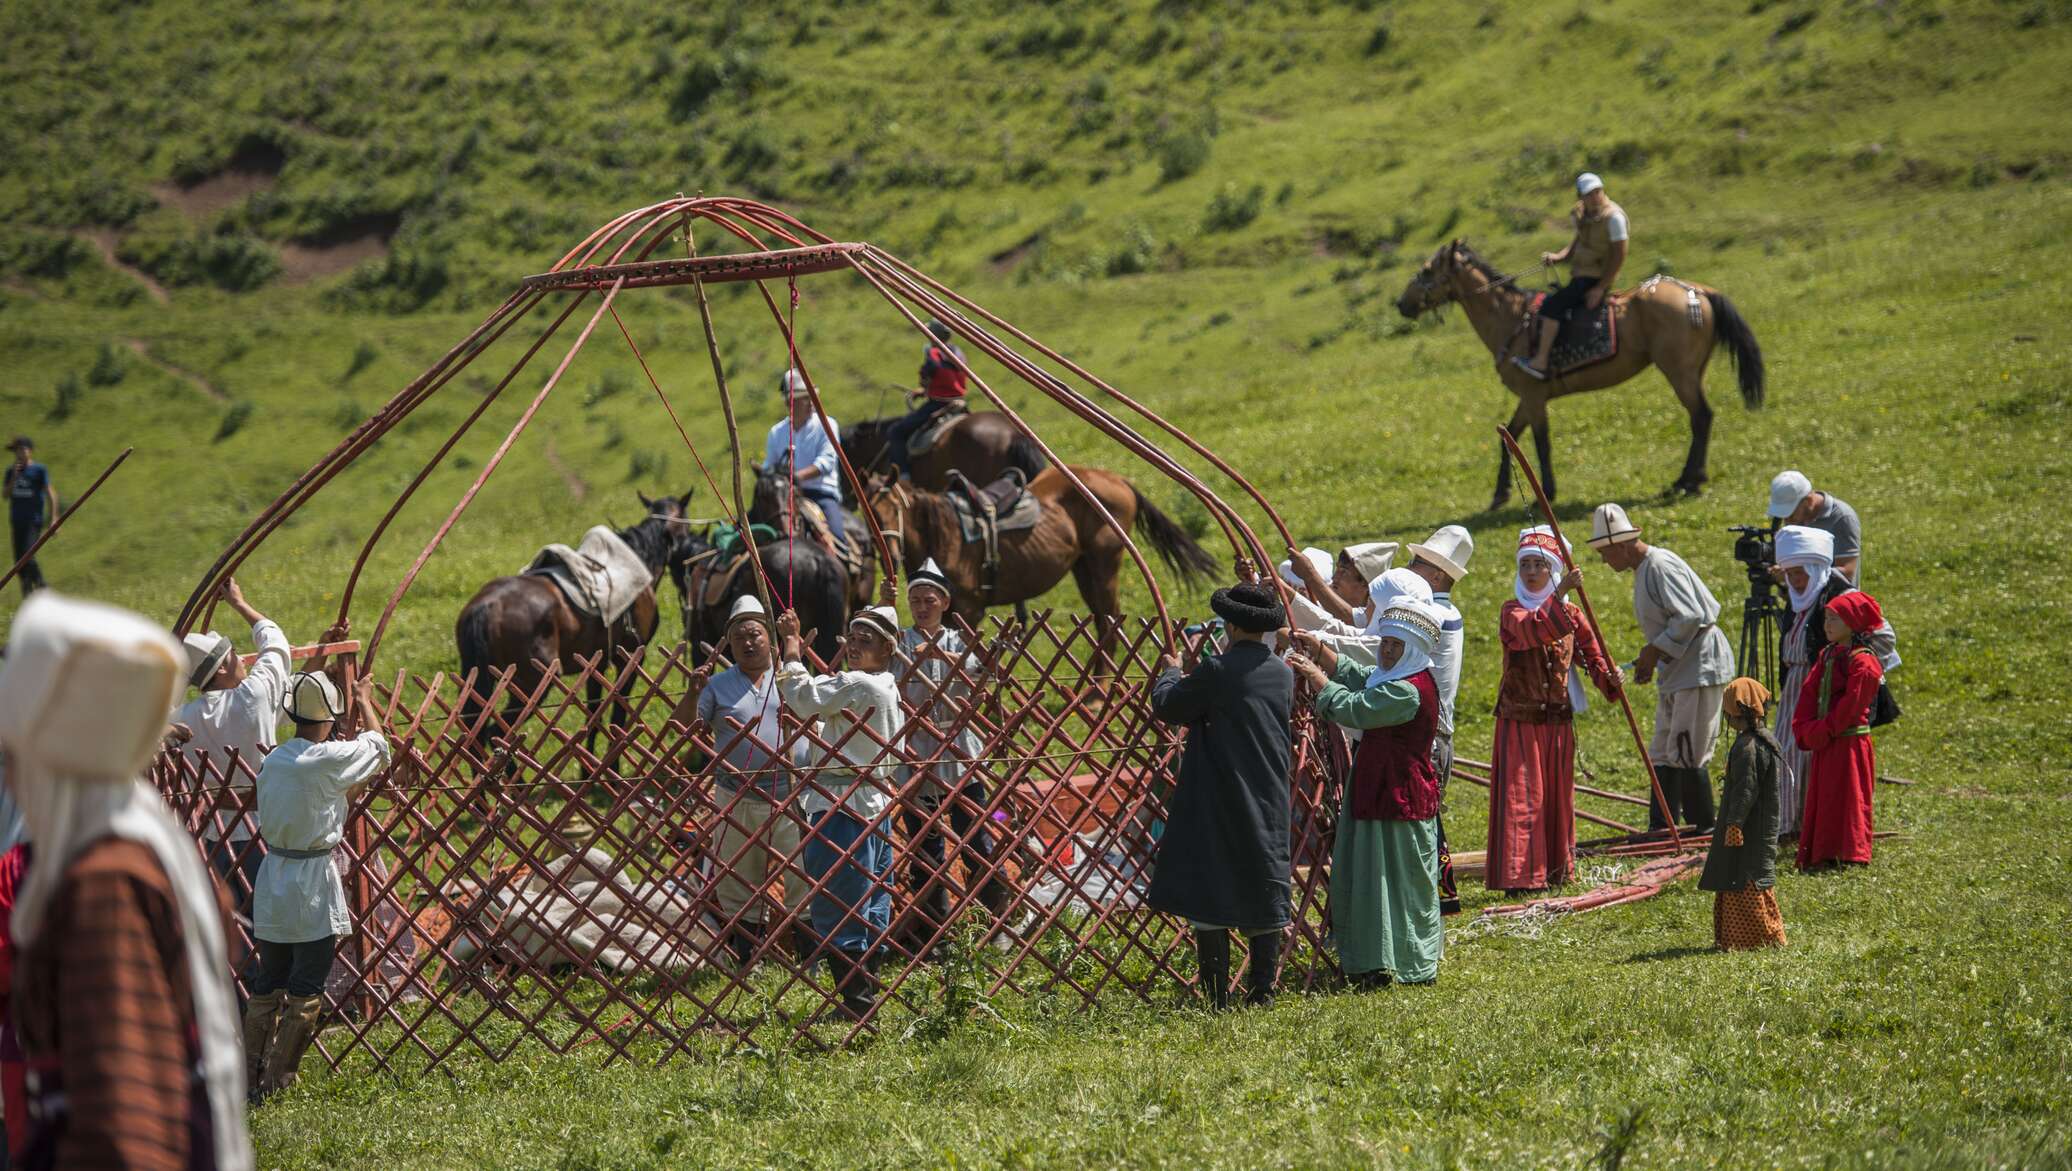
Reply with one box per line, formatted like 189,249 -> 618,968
803,807 -> 892,953
883,399 -> 954,477
802,486 -> 851,554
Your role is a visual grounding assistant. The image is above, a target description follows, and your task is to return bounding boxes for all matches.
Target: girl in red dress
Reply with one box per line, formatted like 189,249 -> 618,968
1791,592 -> 1885,869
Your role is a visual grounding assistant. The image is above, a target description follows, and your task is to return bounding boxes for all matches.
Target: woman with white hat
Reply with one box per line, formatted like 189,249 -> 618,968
244,661 -> 390,1101
0,593 -> 254,1169
1289,601 -> 1449,987
1486,527 -> 1623,894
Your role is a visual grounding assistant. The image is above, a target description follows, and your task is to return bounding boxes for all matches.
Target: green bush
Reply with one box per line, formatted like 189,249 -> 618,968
87,342 -> 128,387
48,374 -> 83,421
1157,128 -> 1211,184
326,249 -> 452,313
1202,182 -> 1265,232
345,340 -> 379,381
215,400 -> 255,442
120,229 -> 281,293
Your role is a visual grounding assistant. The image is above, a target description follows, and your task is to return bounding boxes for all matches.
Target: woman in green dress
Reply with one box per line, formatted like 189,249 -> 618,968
1288,600 -> 1446,987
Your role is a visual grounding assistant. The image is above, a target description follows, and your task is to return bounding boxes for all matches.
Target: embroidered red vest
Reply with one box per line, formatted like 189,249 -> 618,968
1347,669 -> 1440,822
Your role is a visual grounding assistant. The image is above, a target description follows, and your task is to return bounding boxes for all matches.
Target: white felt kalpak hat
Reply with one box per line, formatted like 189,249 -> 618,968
849,605 -> 900,640
1407,525 -> 1475,581
1340,541 -> 1398,584
181,630 -> 234,688
724,594 -> 771,631
1277,547 -> 1330,590
284,671 -> 344,724
1768,470 -> 1813,519
1588,502 -> 1641,547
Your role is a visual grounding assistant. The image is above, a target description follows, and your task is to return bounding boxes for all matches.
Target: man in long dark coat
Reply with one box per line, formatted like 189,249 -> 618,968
1144,581 -> 1294,1009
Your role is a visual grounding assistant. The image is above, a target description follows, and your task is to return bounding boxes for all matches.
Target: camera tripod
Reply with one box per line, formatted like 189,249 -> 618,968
1737,583 -> 1788,695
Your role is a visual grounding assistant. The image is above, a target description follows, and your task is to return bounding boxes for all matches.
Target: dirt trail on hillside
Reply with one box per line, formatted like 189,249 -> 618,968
123,338 -> 226,402
78,231 -> 170,304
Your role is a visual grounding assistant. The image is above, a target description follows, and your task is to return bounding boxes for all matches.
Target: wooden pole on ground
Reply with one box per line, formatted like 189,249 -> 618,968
1496,427 -> 1680,850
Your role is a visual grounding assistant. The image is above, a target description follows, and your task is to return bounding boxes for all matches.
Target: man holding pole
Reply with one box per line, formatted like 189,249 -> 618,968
5,437 -> 55,596
1587,502 -> 1736,831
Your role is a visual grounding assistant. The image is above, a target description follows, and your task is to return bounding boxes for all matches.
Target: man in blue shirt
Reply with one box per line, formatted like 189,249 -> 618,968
5,437 -> 55,595
763,369 -> 850,550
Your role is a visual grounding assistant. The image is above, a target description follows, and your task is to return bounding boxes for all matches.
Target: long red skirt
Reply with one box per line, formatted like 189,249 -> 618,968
1485,718 -> 1576,891
1796,735 -> 1876,868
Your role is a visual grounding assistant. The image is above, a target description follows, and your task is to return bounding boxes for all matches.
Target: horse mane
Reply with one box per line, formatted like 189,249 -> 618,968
1452,241 -> 1505,286
901,488 -> 959,566
616,512 -> 677,574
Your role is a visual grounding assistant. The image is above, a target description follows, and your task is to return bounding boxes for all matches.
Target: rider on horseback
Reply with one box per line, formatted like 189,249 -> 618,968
883,321 -> 968,481
764,368 -> 851,551
1514,172 -> 1628,381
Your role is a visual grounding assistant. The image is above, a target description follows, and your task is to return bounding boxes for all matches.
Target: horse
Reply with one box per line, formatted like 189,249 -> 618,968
671,525 -> 848,667
1395,240 -> 1765,510
748,463 -> 875,612
841,410 -> 1049,494
863,464 -> 1217,672
454,490 -> 692,758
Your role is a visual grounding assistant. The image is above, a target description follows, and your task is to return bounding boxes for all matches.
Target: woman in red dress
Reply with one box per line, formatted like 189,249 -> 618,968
1792,592 -> 1885,869
1486,527 -> 1624,893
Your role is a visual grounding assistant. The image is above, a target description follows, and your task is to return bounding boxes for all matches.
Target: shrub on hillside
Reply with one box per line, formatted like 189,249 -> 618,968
0,231 -> 90,279
1202,183 -> 1265,232
326,249 -> 452,314
48,374 -> 82,421
215,401 -> 255,442
121,228 -> 281,293
345,340 -> 378,381
669,46 -> 783,121
1157,128 -> 1212,184
87,342 -> 128,387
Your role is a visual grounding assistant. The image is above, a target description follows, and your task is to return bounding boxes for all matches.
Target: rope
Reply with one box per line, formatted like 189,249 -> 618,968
1471,259 -> 1547,296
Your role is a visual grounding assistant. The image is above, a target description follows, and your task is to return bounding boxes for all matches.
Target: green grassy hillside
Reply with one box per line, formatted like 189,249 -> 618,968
2,1 -> 2069,1166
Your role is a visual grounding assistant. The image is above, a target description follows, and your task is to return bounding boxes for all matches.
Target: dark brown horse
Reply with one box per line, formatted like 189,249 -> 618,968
746,464 -> 875,613
864,465 -> 1216,668
455,491 -> 692,755
842,410 -> 1048,493
1396,241 -> 1765,509
674,528 -> 848,667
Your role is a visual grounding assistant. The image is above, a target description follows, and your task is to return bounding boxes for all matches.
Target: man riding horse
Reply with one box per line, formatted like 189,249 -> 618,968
881,321 -> 969,482
1515,172 -> 1628,382
764,368 -> 851,555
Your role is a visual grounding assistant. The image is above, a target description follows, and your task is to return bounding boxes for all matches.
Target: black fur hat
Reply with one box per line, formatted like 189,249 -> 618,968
1209,582 -> 1285,634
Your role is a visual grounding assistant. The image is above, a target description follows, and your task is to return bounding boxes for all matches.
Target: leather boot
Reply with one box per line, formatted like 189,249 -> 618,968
725,920 -> 768,969
1681,767 -> 1717,832
258,994 -> 324,1100
1193,928 -> 1231,1011
1646,767 -> 1685,831
1243,931 -> 1282,1008
241,991 -> 284,1102
831,948 -> 878,1020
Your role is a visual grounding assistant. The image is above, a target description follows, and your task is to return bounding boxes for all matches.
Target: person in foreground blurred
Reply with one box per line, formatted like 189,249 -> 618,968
1145,579 -> 1294,1010
1700,678 -> 1788,950
0,592 -> 253,1170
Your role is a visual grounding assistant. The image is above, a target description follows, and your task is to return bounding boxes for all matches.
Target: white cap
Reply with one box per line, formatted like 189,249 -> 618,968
1768,470 -> 1813,519
1407,525 -> 1475,581
1587,502 -> 1641,547
1341,541 -> 1398,584
1576,172 -> 1604,196
849,605 -> 901,640
1277,547 -> 1330,590
284,671 -> 344,724
724,594 -> 771,631
181,630 -> 233,688
780,368 -> 809,396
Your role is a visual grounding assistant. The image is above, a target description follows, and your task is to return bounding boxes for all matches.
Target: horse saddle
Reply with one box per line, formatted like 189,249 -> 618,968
945,469 -> 1039,544
1526,292 -> 1618,376
905,399 -> 969,458
524,526 -> 653,624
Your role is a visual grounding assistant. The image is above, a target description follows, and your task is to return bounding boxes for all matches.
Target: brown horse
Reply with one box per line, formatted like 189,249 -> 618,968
842,410 -> 1048,493
864,465 -> 1216,651
1396,241 -> 1764,510
747,464 -> 874,612
455,491 -> 692,755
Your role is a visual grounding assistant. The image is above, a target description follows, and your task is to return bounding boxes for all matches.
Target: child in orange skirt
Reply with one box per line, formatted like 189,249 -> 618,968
1698,677 -> 1787,949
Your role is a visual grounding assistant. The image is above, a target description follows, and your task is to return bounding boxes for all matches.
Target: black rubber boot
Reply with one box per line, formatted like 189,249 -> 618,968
1681,767 -> 1717,832
1193,928 -> 1231,1011
1243,931 -> 1282,1008
1646,767 -> 1686,831
831,948 -> 878,1020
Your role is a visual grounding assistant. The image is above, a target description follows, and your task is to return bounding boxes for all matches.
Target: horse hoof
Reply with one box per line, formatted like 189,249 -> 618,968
1488,495 -> 1510,513
1672,480 -> 1704,498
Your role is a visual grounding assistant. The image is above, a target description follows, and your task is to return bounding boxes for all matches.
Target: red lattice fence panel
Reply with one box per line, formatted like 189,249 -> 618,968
151,613 -> 1349,1072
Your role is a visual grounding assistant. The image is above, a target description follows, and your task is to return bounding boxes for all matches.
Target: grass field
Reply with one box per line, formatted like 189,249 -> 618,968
2,0 -> 2070,1166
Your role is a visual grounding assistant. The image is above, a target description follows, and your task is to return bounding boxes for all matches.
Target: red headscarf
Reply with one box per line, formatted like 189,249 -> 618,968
1825,591 -> 1883,635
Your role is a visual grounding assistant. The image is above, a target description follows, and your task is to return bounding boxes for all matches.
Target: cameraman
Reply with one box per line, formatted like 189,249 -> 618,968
1766,471 -> 1861,584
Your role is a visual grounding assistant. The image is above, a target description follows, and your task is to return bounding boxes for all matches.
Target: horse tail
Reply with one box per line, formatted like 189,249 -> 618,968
455,599 -> 497,735
1129,487 -> 1219,586
1005,431 -> 1049,479
1707,291 -> 1765,410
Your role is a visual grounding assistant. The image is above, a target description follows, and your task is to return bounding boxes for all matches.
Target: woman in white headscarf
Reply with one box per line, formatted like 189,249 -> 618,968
1771,525 -> 1845,837
1486,527 -> 1624,894
0,593 -> 253,1171
1288,600 -> 1447,987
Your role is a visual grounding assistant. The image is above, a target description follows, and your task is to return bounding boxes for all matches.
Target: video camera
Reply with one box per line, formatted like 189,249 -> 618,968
1727,522 -> 1778,590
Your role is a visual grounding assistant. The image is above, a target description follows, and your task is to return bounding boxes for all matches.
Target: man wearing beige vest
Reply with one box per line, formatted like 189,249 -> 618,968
1515,172 -> 1629,381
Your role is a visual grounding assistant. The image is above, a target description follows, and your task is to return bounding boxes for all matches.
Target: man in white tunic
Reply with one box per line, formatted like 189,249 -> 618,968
244,667 -> 390,1100
776,604 -> 905,1019
1589,502 -> 1735,831
1284,540 -> 1397,638
175,578 -> 306,910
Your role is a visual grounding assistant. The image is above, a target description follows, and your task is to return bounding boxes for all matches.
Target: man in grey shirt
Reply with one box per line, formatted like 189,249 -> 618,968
1767,470 -> 1862,583
680,594 -> 800,968
1589,503 -> 1736,832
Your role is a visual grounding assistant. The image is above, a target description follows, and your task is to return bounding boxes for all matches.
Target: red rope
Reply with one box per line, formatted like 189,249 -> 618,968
784,277 -> 799,610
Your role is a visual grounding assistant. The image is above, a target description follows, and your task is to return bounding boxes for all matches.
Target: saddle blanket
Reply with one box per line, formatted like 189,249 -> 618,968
1529,293 -> 1618,376
949,476 -> 1041,544
905,401 -> 969,457
525,525 -> 653,624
